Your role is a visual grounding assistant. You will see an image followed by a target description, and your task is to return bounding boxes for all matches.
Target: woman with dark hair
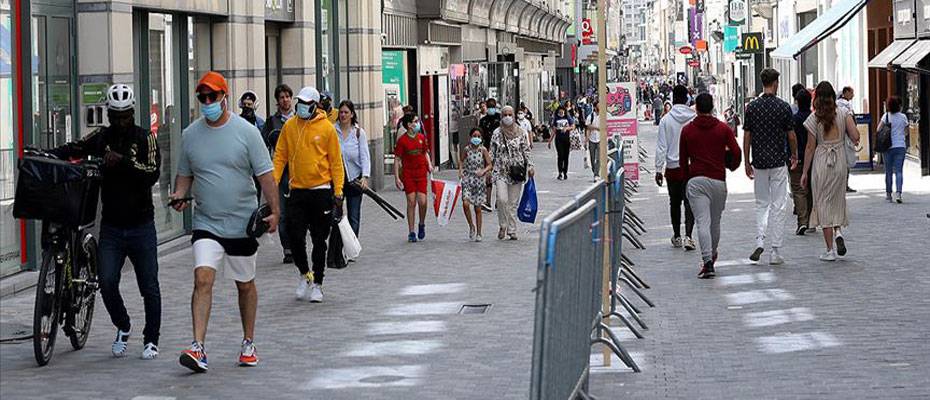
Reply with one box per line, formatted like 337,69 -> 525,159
394,113 -> 432,242
335,100 -> 370,236
876,96 -> 908,203
800,82 -> 860,261
548,106 -> 575,179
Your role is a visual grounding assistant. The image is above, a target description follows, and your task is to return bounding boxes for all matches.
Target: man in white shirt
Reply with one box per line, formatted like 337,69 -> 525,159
836,86 -> 857,192
836,86 -> 855,115
517,110 -> 533,148
655,85 -> 697,250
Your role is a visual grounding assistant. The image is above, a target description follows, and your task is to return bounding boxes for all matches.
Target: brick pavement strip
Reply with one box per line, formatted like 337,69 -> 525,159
0,143 -> 593,399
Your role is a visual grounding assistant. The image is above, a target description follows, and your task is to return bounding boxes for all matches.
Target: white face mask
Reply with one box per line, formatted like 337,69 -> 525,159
501,116 -> 515,126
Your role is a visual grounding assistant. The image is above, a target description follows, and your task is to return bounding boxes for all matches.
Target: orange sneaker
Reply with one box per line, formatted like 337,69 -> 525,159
239,339 -> 259,367
179,341 -> 208,373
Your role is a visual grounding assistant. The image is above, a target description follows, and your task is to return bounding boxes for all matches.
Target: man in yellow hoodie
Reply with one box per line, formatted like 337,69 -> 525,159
273,86 -> 345,303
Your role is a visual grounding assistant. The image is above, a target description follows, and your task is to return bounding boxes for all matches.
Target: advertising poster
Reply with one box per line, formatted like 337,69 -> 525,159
606,82 -> 639,183
382,50 -> 408,150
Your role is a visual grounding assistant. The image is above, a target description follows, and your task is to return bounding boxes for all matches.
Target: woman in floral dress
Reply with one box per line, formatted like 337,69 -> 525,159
459,128 -> 493,241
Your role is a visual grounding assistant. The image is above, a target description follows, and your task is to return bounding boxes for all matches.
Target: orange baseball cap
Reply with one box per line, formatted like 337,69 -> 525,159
196,71 -> 228,94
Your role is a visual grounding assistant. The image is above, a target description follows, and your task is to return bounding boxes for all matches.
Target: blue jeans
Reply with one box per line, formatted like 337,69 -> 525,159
279,169 -> 291,256
98,222 -> 161,345
884,147 -> 906,194
346,192 -> 363,236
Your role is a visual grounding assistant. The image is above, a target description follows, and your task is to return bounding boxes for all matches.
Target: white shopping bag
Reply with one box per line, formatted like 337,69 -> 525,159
338,217 -> 361,259
431,179 -> 461,226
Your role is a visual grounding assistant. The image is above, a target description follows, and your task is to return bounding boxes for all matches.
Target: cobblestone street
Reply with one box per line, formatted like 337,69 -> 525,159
2,123 -> 929,399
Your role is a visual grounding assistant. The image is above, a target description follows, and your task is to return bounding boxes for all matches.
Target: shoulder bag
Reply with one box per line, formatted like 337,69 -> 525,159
506,135 -> 528,183
874,114 -> 892,153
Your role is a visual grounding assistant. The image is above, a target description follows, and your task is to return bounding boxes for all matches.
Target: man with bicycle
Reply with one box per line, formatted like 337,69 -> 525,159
49,84 -> 162,360
170,71 -> 279,373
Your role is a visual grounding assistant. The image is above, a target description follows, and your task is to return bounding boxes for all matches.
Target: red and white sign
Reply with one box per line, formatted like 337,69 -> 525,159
606,82 -> 640,184
679,46 -> 693,55
582,18 -> 593,45
688,60 -> 700,67
432,179 -> 461,226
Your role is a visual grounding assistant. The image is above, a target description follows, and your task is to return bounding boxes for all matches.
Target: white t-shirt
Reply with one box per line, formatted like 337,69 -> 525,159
518,118 -> 533,142
881,112 -> 909,149
586,113 -> 601,143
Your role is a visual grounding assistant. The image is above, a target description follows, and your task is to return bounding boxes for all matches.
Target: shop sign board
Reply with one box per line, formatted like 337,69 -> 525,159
81,83 -> 109,104
728,0 -> 747,26
724,25 -> 740,52
680,46 -> 693,55
265,0 -> 295,22
606,82 -> 639,183
582,18 -> 594,45
740,32 -> 764,54
382,50 -> 408,132
688,8 -> 703,46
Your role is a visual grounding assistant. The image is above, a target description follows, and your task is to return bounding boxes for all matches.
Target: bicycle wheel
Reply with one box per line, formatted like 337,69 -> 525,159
68,236 -> 98,350
33,249 -> 63,366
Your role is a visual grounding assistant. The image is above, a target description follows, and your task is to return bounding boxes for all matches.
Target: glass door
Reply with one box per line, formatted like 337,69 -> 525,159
139,12 -> 185,240
31,14 -> 74,149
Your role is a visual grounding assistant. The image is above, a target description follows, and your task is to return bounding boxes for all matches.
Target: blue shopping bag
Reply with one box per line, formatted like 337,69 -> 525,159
517,178 -> 538,223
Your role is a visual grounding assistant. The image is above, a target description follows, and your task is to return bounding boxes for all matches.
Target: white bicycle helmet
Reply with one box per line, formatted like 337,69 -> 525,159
106,84 -> 135,111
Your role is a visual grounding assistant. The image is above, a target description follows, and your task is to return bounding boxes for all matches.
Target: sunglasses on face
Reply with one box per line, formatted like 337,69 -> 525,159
196,92 -> 222,104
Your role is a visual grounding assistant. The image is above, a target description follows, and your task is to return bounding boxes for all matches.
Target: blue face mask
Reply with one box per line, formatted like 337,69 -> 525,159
470,137 -> 482,146
296,103 -> 316,119
201,99 -> 224,122
413,122 -> 422,133
487,108 -> 498,115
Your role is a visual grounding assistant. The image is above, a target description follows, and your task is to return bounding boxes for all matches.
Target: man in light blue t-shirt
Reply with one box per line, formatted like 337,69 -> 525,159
170,71 -> 279,373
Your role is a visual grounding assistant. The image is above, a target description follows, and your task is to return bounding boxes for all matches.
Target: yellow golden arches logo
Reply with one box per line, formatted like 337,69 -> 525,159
742,33 -> 762,52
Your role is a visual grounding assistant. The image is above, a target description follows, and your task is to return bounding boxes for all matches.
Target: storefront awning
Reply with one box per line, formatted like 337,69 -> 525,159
771,0 -> 870,60
892,39 -> 930,70
868,40 -> 916,69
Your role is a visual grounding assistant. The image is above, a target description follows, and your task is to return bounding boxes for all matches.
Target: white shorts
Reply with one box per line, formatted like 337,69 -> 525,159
192,239 -> 257,282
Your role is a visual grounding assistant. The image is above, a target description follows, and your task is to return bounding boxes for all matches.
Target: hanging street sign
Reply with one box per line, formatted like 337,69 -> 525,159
740,32 -> 764,54
728,0 -> 747,26
680,46 -> 693,55
723,25 -> 740,53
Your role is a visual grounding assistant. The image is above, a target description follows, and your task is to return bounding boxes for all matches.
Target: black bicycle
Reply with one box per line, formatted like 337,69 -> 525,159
13,149 -> 102,366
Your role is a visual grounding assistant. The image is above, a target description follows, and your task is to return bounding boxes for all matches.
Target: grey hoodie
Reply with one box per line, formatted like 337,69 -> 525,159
655,104 -> 696,171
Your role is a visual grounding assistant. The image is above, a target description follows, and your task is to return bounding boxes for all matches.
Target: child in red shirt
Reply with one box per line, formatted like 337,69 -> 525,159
394,113 -> 433,242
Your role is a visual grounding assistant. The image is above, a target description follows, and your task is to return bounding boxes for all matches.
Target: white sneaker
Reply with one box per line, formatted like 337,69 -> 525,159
683,237 -> 696,251
309,283 -> 324,303
769,250 -> 784,265
671,237 -> 683,248
475,234 -> 483,242
111,329 -> 130,357
895,192 -> 903,203
468,226 -> 476,241
142,342 -> 158,360
820,250 -> 837,262
296,273 -> 312,301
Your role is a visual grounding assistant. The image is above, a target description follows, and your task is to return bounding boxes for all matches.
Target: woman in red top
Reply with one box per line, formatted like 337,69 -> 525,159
394,113 -> 433,242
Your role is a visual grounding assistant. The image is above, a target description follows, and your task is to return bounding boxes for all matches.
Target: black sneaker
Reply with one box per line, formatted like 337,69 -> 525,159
796,225 -> 808,236
282,254 -> 294,264
697,261 -> 715,279
835,236 -> 847,256
846,186 -> 857,193
749,247 -> 764,262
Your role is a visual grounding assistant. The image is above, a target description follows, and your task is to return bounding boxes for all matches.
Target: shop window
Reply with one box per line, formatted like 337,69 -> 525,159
1,1 -> 19,274
905,73 -> 921,158
144,13 -> 185,240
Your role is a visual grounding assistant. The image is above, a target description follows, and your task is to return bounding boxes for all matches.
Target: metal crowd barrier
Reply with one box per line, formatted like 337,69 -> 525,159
530,139 -> 653,399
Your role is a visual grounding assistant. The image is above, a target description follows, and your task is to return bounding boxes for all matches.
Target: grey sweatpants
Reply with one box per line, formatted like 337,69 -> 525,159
686,177 -> 728,263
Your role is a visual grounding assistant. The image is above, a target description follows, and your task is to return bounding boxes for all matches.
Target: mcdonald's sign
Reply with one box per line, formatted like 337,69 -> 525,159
741,32 -> 763,54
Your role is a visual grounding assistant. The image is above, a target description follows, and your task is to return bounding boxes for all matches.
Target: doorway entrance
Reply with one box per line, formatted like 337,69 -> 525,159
31,9 -> 75,150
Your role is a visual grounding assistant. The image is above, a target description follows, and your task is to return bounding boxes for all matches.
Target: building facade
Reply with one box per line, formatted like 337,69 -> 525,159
1,0 -> 385,276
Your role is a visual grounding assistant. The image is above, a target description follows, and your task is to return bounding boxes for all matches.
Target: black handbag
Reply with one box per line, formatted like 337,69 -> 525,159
874,114 -> 892,153
507,147 -> 527,183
